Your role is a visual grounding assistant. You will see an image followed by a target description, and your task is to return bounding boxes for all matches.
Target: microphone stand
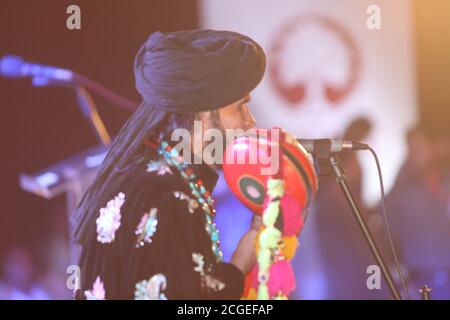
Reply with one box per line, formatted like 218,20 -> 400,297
31,72 -> 139,147
1,55 -> 140,146
312,140 -> 402,300
329,155 -> 401,300
74,86 -> 111,147
68,72 -> 139,146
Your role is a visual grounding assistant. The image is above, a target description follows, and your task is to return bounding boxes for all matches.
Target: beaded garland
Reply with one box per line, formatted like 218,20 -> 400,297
145,137 -> 223,262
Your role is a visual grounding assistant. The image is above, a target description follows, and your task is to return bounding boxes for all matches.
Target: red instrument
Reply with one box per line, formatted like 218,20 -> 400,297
222,128 -> 318,215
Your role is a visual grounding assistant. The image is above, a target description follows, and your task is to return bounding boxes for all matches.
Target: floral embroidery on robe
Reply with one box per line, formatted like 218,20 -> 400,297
134,274 -> 168,300
135,208 -> 158,248
147,160 -> 172,176
84,276 -> 106,300
173,191 -> 199,213
192,253 -> 226,293
96,192 -> 125,243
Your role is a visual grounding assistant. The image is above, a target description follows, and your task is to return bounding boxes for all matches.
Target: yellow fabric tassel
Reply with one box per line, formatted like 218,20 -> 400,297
282,236 -> 299,260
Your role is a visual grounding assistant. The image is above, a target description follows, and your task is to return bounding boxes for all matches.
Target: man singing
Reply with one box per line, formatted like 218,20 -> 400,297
71,29 -> 266,299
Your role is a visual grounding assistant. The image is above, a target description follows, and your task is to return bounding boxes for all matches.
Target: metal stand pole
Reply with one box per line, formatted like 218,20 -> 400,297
74,86 -> 111,146
329,155 -> 402,300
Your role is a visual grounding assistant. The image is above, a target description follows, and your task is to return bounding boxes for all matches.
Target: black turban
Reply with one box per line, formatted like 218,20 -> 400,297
134,29 -> 266,113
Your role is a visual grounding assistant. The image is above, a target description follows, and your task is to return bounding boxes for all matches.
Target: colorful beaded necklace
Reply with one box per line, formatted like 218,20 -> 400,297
145,137 -> 223,262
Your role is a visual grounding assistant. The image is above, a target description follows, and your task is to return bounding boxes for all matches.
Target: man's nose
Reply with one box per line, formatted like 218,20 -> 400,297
245,109 -> 257,128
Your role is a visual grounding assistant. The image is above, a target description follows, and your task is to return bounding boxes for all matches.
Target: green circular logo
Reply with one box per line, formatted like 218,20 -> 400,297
239,177 -> 265,205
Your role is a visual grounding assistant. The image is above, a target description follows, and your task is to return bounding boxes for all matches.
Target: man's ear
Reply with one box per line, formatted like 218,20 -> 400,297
196,111 -> 216,131
196,110 -> 223,132
197,111 -> 212,121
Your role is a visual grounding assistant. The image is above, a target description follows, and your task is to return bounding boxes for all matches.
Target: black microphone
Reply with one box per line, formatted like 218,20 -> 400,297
297,138 -> 369,154
0,55 -> 74,85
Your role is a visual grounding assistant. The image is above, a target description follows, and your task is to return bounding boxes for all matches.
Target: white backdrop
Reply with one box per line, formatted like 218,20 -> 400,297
200,0 -> 417,206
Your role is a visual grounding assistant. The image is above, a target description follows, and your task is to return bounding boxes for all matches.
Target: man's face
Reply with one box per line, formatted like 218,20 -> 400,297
193,94 -> 256,167
199,94 -> 256,132
214,94 -> 256,131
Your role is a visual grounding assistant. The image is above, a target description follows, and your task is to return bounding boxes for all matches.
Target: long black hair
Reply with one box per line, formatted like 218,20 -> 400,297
71,101 -> 196,244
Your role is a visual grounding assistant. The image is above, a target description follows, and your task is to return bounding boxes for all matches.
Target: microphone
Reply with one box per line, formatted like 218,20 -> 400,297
0,55 -> 73,85
0,54 -> 138,110
297,138 -> 369,154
